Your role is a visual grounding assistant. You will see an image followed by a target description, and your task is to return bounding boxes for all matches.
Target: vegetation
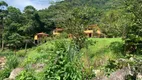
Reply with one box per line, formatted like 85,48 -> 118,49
124,0 -> 142,54
0,0 -> 132,49
0,0 -> 142,80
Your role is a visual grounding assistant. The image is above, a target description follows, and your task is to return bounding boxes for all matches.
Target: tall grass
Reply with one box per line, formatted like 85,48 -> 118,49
81,38 -> 124,69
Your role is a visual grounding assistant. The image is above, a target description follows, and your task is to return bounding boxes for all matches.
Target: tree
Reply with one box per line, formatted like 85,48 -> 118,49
22,5 -> 44,36
0,1 -> 8,50
124,0 -> 142,54
3,6 -> 25,49
100,9 -> 133,37
52,6 -> 95,49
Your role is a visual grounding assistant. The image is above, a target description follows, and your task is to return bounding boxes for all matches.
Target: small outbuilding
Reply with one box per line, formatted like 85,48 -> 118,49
84,24 -> 102,38
53,28 -> 63,36
34,32 -> 49,44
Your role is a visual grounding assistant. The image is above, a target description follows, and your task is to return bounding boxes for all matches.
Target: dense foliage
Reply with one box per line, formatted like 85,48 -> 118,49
43,41 -> 83,80
0,0 -> 132,49
124,0 -> 142,54
0,0 -> 142,80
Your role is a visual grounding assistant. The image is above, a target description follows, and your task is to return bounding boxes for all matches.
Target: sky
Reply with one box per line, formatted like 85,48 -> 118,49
0,0 -> 55,11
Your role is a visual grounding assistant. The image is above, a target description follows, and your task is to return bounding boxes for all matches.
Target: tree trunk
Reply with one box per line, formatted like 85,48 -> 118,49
1,40 -> 4,51
1,27 -> 4,51
1,17 -> 4,51
25,42 -> 28,54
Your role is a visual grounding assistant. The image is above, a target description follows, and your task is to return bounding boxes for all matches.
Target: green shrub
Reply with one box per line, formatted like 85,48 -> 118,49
53,32 -> 68,39
0,68 -> 11,80
16,50 -> 27,57
16,70 -> 36,80
59,32 -> 68,39
43,40 -> 84,80
0,50 -> 14,56
6,55 -> 19,69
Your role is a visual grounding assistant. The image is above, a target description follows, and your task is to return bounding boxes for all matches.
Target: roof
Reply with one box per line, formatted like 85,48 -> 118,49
55,28 -> 63,31
36,32 -> 49,36
84,30 -> 93,34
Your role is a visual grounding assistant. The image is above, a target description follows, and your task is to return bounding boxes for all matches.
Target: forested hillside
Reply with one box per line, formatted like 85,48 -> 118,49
0,0 -> 131,49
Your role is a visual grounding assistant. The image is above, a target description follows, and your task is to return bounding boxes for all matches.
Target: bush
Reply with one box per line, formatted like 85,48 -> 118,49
6,55 -> 19,69
16,50 -> 27,57
43,40 -> 84,80
0,50 -> 14,56
0,68 -> 11,80
16,70 -> 36,80
53,32 -> 69,39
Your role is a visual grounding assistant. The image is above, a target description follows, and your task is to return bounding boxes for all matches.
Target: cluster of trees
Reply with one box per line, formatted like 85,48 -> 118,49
44,0 -> 131,37
0,0 -> 142,79
0,0 -> 140,50
0,1 -> 49,49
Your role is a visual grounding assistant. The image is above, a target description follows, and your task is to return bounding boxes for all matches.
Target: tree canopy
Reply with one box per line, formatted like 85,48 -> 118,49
0,0 -> 138,49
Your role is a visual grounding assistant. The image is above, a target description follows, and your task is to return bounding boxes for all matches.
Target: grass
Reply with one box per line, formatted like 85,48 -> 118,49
19,41 -> 54,66
0,38 -> 126,79
1,38 -> 124,69
19,39 -> 67,66
81,38 -> 124,69
1,38 -> 142,79
13,38 -> 124,67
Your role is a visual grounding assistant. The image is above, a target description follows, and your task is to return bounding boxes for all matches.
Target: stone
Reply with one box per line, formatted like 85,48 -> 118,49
137,73 -> 142,80
9,68 -> 24,80
0,57 -> 6,70
108,68 -> 132,80
92,67 -> 133,80
32,63 -> 45,73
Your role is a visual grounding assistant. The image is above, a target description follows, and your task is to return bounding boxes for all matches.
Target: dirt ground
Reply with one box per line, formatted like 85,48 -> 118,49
0,57 -> 6,70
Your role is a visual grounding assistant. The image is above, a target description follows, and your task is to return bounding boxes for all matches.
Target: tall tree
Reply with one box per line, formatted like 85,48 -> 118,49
100,9 -> 133,37
22,5 -> 44,36
4,6 -> 24,49
124,0 -> 142,54
0,1 -> 8,50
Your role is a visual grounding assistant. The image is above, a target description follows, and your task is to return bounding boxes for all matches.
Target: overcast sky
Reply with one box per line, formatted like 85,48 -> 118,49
0,0 -> 55,11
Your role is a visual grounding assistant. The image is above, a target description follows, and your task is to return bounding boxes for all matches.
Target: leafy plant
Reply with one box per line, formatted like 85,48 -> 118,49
16,50 -> 27,57
43,40 -> 83,80
124,0 -> 142,54
6,55 -> 19,69
16,70 -> 36,80
0,68 -> 11,80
